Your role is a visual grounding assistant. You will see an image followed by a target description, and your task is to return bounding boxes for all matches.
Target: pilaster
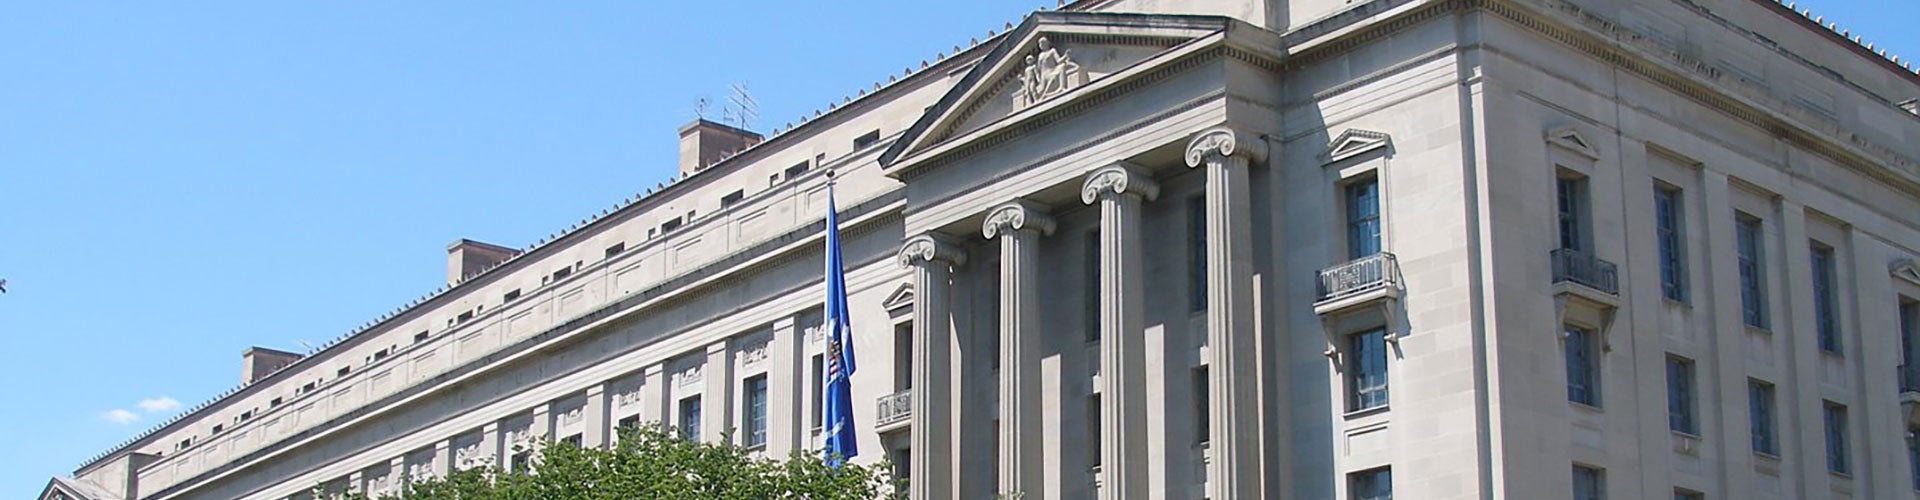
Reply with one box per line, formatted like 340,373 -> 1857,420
982,199 -> 1056,499
1184,126 -> 1265,500
899,233 -> 967,500
705,340 -> 735,444
1081,163 -> 1158,500
641,363 -> 667,431
771,315 -> 802,455
583,383 -> 609,449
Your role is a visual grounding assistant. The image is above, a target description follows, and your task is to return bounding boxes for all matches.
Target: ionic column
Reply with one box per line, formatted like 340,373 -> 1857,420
982,200 -> 1055,500
899,233 -> 967,500
583,383 -> 609,448
1081,164 -> 1158,500
1184,126 -> 1266,499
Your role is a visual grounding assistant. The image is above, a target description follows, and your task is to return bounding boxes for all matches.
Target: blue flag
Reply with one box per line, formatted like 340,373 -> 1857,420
822,182 -> 859,465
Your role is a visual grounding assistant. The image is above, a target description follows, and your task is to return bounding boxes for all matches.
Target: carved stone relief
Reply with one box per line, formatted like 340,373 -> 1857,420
1012,37 -> 1086,111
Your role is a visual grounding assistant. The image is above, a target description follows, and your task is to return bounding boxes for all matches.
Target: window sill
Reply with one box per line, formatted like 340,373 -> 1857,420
1662,297 -> 1692,309
1744,324 -> 1772,336
1753,452 -> 1782,476
1819,349 -> 1845,359
1670,431 -> 1702,456
1344,405 -> 1390,420
1570,401 -> 1605,414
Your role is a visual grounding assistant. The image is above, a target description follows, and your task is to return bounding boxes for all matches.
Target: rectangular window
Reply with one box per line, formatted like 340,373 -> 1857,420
503,289 -> 522,302
1901,300 -> 1917,369
1812,243 -> 1841,354
1557,176 -> 1590,252
661,216 -> 684,233
720,189 -> 745,208
809,354 -> 824,431
562,434 -> 583,447
785,161 -> 810,181
1673,489 -> 1702,500
679,396 -> 703,442
1908,426 -> 1919,491
1654,186 -> 1688,302
551,266 -> 574,282
1573,465 -> 1605,500
510,451 -> 530,473
1826,401 -> 1850,474
1666,356 -> 1697,435
1194,366 -> 1210,445
1565,326 -> 1601,407
1736,214 -> 1768,328
1750,379 -> 1778,456
604,242 -> 627,259
852,130 -> 881,150
1348,328 -> 1390,412
894,323 -> 913,391
1087,394 -> 1102,468
414,331 -> 430,344
1085,229 -> 1101,343
1188,195 -> 1208,313
744,375 -> 768,448
1350,467 -> 1392,500
1346,178 -> 1382,259
617,415 -> 640,441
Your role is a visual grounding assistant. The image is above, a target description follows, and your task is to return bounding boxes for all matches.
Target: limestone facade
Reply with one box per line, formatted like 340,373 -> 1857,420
40,0 -> 1920,499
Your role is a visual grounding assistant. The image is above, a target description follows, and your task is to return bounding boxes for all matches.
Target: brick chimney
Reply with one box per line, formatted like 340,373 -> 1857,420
446,238 -> 520,286
678,119 -> 762,176
241,346 -> 303,385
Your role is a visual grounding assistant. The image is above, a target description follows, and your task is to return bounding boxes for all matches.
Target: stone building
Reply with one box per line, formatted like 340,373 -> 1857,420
39,0 -> 1920,498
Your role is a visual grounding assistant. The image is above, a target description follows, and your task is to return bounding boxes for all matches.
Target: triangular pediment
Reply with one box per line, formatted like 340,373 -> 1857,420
882,12 -> 1229,167
1324,129 -> 1392,165
881,283 -> 915,312
39,477 -> 111,500
1893,259 -> 1920,287
1546,126 -> 1601,160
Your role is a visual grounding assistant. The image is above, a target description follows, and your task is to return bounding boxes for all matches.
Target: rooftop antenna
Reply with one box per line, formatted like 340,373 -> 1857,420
693,97 -> 711,121
724,82 -> 759,130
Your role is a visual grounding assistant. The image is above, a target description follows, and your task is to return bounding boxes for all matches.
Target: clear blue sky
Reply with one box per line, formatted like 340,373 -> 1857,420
0,0 -> 1913,495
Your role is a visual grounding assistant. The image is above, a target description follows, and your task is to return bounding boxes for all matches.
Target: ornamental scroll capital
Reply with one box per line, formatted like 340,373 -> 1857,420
897,233 -> 967,268
981,199 -> 1057,239
1184,126 -> 1268,168
1080,162 -> 1161,205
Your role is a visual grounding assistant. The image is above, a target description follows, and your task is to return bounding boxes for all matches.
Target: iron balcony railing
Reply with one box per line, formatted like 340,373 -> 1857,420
1551,248 -> 1619,295
876,389 -> 912,427
1901,363 -> 1919,395
1316,253 -> 1398,303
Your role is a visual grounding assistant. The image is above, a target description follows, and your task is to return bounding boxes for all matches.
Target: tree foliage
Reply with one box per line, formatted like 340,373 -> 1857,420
332,424 -> 897,500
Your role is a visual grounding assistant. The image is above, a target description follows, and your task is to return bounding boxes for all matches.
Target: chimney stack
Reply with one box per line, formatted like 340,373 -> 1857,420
241,346 -> 303,385
446,238 -> 520,286
678,119 -> 762,176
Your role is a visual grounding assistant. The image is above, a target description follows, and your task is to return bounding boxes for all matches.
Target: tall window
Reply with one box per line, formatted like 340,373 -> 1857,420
1736,214 -> 1768,328
809,354 -> 824,431
679,395 -> 703,442
1572,464 -> 1605,500
1666,356 -> 1697,435
1825,401 -> 1850,475
1654,186 -> 1688,302
1557,176 -> 1590,252
743,375 -> 768,448
1348,328 -> 1390,412
1750,379 -> 1778,456
894,323 -> 913,390
1901,300 -> 1917,369
1087,394 -> 1102,469
1188,195 -> 1208,313
1350,467 -> 1392,500
1346,178 -> 1381,259
1908,426 -> 1918,491
1085,229 -> 1101,343
1194,366 -> 1210,445
1565,326 -> 1601,407
1812,243 -> 1842,354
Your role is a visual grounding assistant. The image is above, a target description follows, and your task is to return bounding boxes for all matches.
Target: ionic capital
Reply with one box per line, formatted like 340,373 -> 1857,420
1184,126 -> 1269,168
981,199 -> 1057,239
1080,163 -> 1161,205
898,233 -> 967,268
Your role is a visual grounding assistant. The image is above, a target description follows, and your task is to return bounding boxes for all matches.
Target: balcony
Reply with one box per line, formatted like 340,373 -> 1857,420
875,389 -> 911,431
1313,253 -> 1400,317
1550,248 -> 1618,295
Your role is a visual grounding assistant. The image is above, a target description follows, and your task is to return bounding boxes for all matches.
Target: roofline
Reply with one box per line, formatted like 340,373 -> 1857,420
1750,0 -> 1920,89
72,6 -> 1010,474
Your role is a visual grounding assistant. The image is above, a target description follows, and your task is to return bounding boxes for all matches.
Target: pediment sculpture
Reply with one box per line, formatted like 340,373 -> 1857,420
1013,37 -> 1086,110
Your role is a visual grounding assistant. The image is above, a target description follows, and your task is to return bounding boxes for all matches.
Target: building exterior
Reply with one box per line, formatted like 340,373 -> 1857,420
39,0 -> 1920,498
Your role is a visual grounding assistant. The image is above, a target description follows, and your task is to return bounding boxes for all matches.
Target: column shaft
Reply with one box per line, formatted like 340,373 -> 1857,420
901,234 -> 964,500
984,201 -> 1054,499
1186,127 -> 1264,499
1083,164 -> 1157,500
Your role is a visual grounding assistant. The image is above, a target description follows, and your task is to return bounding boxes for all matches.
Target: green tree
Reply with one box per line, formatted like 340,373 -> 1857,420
341,424 -> 897,500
